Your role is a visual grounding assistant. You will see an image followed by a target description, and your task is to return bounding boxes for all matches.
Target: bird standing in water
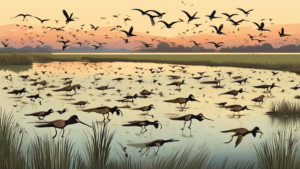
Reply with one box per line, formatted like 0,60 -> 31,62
34,115 -> 91,139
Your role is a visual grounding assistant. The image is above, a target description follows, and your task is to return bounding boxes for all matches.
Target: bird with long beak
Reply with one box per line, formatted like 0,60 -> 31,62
34,115 -> 91,139
170,113 -> 213,130
139,138 -> 179,156
164,94 -> 200,111
230,105 -> 252,115
220,88 -> 249,99
122,120 -> 162,133
221,127 -> 263,147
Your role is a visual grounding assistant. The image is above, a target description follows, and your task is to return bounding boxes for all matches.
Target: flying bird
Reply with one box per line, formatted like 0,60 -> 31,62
34,16 -> 50,24
236,8 -> 254,17
121,26 -> 136,37
158,21 -> 181,28
207,42 -> 223,48
181,10 -> 200,24
206,10 -> 222,21
11,14 -> 32,21
253,22 -> 271,32
221,13 -> 238,20
63,9 -> 78,24
210,24 -> 226,35
278,28 -> 291,37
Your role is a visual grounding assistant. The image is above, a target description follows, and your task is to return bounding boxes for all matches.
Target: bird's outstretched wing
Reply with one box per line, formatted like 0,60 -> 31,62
146,10 -> 160,15
211,10 -> 216,16
235,135 -> 243,147
207,42 -> 217,45
237,8 -> 246,13
221,13 -> 230,17
247,9 -> 254,12
219,24 -> 224,31
129,26 -> 134,34
253,22 -> 260,29
63,10 -> 69,19
132,9 -> 145,14
158,21 -> 168,27
182,10 -> 192,18
169,21 -> 179,27
210,25 -> 218,32
1,41 -> 6,45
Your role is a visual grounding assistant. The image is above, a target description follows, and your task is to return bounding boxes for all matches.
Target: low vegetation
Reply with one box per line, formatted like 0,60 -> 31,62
1,106 -> 300,169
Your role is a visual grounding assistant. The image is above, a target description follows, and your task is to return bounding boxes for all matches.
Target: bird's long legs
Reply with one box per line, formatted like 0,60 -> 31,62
102,114 -> 106,122
141,147 -> 150,156
140,126 -> 145,133
52,128 -> 57,139
61,129 -> 65,138
225,136 -> 234,143
181,122 -> 186,130
107,113 -> 111,122
188,120 -> 192,129
156,147 -> 160,155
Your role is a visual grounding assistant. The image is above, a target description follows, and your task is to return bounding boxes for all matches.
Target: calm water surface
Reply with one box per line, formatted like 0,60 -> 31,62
0,61 -> 299,164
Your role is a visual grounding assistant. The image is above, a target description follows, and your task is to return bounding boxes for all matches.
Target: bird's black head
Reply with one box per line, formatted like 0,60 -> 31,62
133,94 -> 138,98
252,127 -> 261,137
153,120 -> 162,129
48,109 -> 54,113
188,94 -> 200,102
68,115 -> 92,128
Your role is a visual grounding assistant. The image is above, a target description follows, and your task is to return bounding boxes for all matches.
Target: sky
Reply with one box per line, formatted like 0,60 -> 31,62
0,0 -> 300,50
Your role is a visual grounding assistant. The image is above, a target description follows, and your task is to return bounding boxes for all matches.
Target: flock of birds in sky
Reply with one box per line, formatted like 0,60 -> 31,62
0,5 -> 298,50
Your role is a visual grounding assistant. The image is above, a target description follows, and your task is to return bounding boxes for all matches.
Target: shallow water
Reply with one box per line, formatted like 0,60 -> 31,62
0,61 -> 299,164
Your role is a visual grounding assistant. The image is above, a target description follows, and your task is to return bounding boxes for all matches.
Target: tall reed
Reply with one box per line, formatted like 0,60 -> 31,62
0,109 -> 28,169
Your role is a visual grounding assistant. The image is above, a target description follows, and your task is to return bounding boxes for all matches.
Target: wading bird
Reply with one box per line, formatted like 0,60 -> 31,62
122,120 -> 162,133
82,106 -> 122,122
220,88 -> 249,99
221,127 -> 263,147
164,94 -> 199,111
170,113 -> 213,130
25,109 -> 54,120
34,115 -> 91,139
139,139 -> 179,156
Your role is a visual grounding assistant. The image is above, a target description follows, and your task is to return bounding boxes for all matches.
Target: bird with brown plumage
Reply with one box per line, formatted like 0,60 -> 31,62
220,88 -> 249,99
251,95 -> 265,105
82,106 -> 122,122
221,127 -> 263,147
164,94 -> 199,111
170,113 -> 213,130
122,120 -> 162,133
25,109 -> 54,120
140,89 -> 155,96
139,138 -> 179,156
72,101 -> 90,108
131,104 -> 155,117
34,115 -> 91,139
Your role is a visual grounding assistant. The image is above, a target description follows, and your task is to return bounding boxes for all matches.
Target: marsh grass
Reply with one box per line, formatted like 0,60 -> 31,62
254,130 -> 300,169
0,109 -> 28,169
2,109 -> 300,169
0,53 -> 32,65
27,136 -> 81,169
267,99 -> 300,126
268,99 -> 300,115
84,122 -> 115,168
